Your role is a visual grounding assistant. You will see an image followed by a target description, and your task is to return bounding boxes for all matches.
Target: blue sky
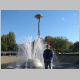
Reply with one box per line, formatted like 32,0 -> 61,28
1,10 -> 79,43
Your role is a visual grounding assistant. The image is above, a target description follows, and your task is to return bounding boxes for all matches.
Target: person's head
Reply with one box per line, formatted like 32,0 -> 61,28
46,44 -> 50,49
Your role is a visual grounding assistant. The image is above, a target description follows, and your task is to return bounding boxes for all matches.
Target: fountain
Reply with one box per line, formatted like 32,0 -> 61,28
17,37 -> 46,68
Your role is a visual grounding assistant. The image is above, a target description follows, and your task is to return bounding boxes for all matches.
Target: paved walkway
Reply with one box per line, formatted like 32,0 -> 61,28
1,56 -> 26,64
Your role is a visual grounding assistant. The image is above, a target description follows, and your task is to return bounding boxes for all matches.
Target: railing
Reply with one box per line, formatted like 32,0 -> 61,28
1,51 -> 19,56
1,51 -> 79,56
61,52 -> 79,54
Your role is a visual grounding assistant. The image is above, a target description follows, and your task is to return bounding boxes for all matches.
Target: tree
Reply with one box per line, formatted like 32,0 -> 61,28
73,41 -> 79,52
7,32 -> 16,51
45,36 -> 73,53
1,35 -> 8,51
1,32 -> 18,51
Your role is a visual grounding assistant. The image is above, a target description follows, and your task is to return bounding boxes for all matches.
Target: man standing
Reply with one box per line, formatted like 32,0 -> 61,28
43,45 -> 53,69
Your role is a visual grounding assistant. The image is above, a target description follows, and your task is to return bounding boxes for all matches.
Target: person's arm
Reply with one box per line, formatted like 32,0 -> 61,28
51,50 -> 53,58
43,51 -> 45,58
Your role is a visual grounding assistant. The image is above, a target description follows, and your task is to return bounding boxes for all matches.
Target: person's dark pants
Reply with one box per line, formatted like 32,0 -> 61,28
44,60 -> 51,69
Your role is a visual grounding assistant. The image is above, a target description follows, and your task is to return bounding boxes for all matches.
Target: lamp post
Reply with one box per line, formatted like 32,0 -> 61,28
35,14 -> 43,38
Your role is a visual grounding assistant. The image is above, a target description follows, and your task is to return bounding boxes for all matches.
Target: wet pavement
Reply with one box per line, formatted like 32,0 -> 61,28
1,61 -> 79,69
